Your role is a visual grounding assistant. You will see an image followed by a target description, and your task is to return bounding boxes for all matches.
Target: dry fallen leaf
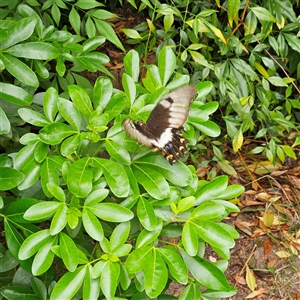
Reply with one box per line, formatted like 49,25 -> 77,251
245,288 -> 268,298
246,265 -> 256,292
263,239 -> 272,259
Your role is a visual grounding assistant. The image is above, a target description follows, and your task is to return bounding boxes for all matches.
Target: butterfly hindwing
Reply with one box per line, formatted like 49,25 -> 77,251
123,85 -> 196,164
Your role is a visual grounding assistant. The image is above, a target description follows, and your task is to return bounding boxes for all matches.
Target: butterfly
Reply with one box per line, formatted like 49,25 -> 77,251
123,85 -> 196,164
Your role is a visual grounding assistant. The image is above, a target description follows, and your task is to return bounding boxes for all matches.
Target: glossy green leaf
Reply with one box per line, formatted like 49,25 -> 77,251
82,36 -> 106,53
91,158 -> 130,197
250,7 -> 278,22
67,158 -> 93,198
1,286 -> 39,300
132,164 -> 170,200
110,222 -> 130,251
217,184 -> 245,199
89,203 -> 134,222
158,47 -> 176,86
125,246 -> 152,273
144,251 -> 168,298
19,229 -> 51,260
0,82 -> 32,106
57,98 -> 81,130
60,134 -> 81,156
93,76 -> 113,109
47,183 -> 65,202
181,251 -> 232,290
31,277 -> 47,300
0,167 -> 25,190
76,52 -> 110,72
194,175 -> 228,205
159,247 -> 188,284
100,261 -> 120,299
0,107 -> 10,134
50,204 -> 68,235
94,19 -> 125,51
82,208 -> 104,241
34,141 -> 48,163
83,265 -> 101,300
0,54 -> 39,87
0,17 -> 36,49
39,123 -> 77,145
227,0 -> 240,27
106,140 -> 131,165
18,160 -> 40,190
179,283 -> 201,299
84,189 -> 109,205
136,221 -> 162,248
50,266 -> 87,300
32,236 -> 56,275
60,232 -> 79,272
18,108 -> 49,126
68,85 -> 93,117
124,49 -> 140,82
69,6 -> 81,35
190,201 -> 225,220
137,197 -> 157,231
122,73 -> 136,105
182,222 -> 198,256
190,120 -> 220,137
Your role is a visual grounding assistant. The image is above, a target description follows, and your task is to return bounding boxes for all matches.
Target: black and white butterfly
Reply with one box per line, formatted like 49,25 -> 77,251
123,85 -> 196,164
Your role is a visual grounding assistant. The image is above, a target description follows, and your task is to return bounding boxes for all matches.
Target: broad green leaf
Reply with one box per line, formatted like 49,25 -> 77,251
84,189 -> 109,205
91,158 -> 130,197
24,201 -> 61,221
47,183 -> 65,202
76,52 -> 110,72
194,175 -> 228,205
159,247 -> 188,284
60,232 -> 79,272
191,120 -> 220,137
122,28 -> 142,39
89,203 -> 134,222
57,98 -> 81,130
144,251 -> 168,298
0,82 -> 32,106
181,250 -> 232,290
0,54 -> 39,87
0,107 -> 10,134
195,81 -> 213,98
31,277 -> 47,300
82,36 -> 106,53
0,167 -> 25,190
132,164 -> 169,200
50,204 -> 68,235
34,141 -> 49,163
137,197 -> 157,231
136,221 -> 162,248
125,246 -> 152,273
1,286 -> 39,300
75,0 -> 104,9
93,76 -> 113,109
68,85 -> 93,117
50,266 -> 87,300
182,222 -> 198,256
83,265 -> 101,300
179,283 -> 201,300
39,123 -> 77,145
217,184 -> 245,199
282,33 -> 300,54
17,160 -> 40,190
100,261 -> 120,299
250,7 -> 278,23
158,47 -> 176,86
124,50 -> 140,82
32,236 -> 56,275
190,201 -> 225,220
14,143 -> 36,170
122,73 -> 136,105
44,88 -> 58,123
94,19 -> 125,51
191,221 -> 235,249
82,208 -> 104,241
267,76 -> 288,87
69,6 -> 81,35
18,108 -> 50,126
227,0 -> 240,27
147,65 -> 162,86
8,42 -> 60,60
19,229 -> 51,260
110,222 -> 130,251
106,140 -> 131,165
0,17 -> 36,49
60,134 -> 81,156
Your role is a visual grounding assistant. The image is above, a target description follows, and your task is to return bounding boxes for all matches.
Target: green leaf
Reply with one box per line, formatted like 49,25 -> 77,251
82,36 -> 106,53
69,6 -> 81,35
0,167 -> 25,190
44,87 -> 58,123
32,236 -> 56,275
106,140 -> 131,165
68,85 -> 93,117
93,76 -> 113,109
94,19 -> 125,51
67,157 -> 93,198
227,0 -> 240,27
100,261 -> 120,299
47,182 -> 66,202
159,247 -> 188,284
31,277 -> 48,300
144,251 -> 168,298
267,76 -> 288,87
0,17 -> 36,49
14,143 -> 36,170
75,0 -> 104,9
250,7 -> 278,23
19,229 -> 52,260
124,49 -> 140,81
82,208 -> 104,241
158,47 -> 176,86
194,175 -> 228,205
50,204 -> 68,235
76,52 -> 110,72
60,134 -> 81,156
50,266 -> 87,300
0,82 -> 32,106
8,42 -> 60,60
190,201 -> 225,220
89,203 -> 134,222
57,97 -> 81,130
18,160 -> 40,190
84,189 -> 109,205
39,123 -> 77,145
0,54 -> 39,87
110,222 -> 130,251
179,283 -> 201,299
60,232 -> 79,272
137,197 -> 157,231
125,246 -> 152,273
122,28 -> 142,39
182,222 -> 198,256
91,158 -> 130,197
122,73 -> 136,105
83,265 -> 101,300
132,164 -> 170,200
18,108 -> 50,126
0,107 -> 10,134
190,120 -> 220,137
1,286 -> 39,300
136,221 -> 163,248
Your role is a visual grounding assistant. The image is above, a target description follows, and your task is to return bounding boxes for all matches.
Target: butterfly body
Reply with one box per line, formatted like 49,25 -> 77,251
123,85 -> 196,164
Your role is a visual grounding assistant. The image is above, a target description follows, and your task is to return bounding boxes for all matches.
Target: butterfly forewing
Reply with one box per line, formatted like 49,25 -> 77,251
123,85 -> 196,164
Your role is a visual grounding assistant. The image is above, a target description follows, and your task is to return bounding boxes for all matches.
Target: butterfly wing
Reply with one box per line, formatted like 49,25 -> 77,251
123,85 -> 196,164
